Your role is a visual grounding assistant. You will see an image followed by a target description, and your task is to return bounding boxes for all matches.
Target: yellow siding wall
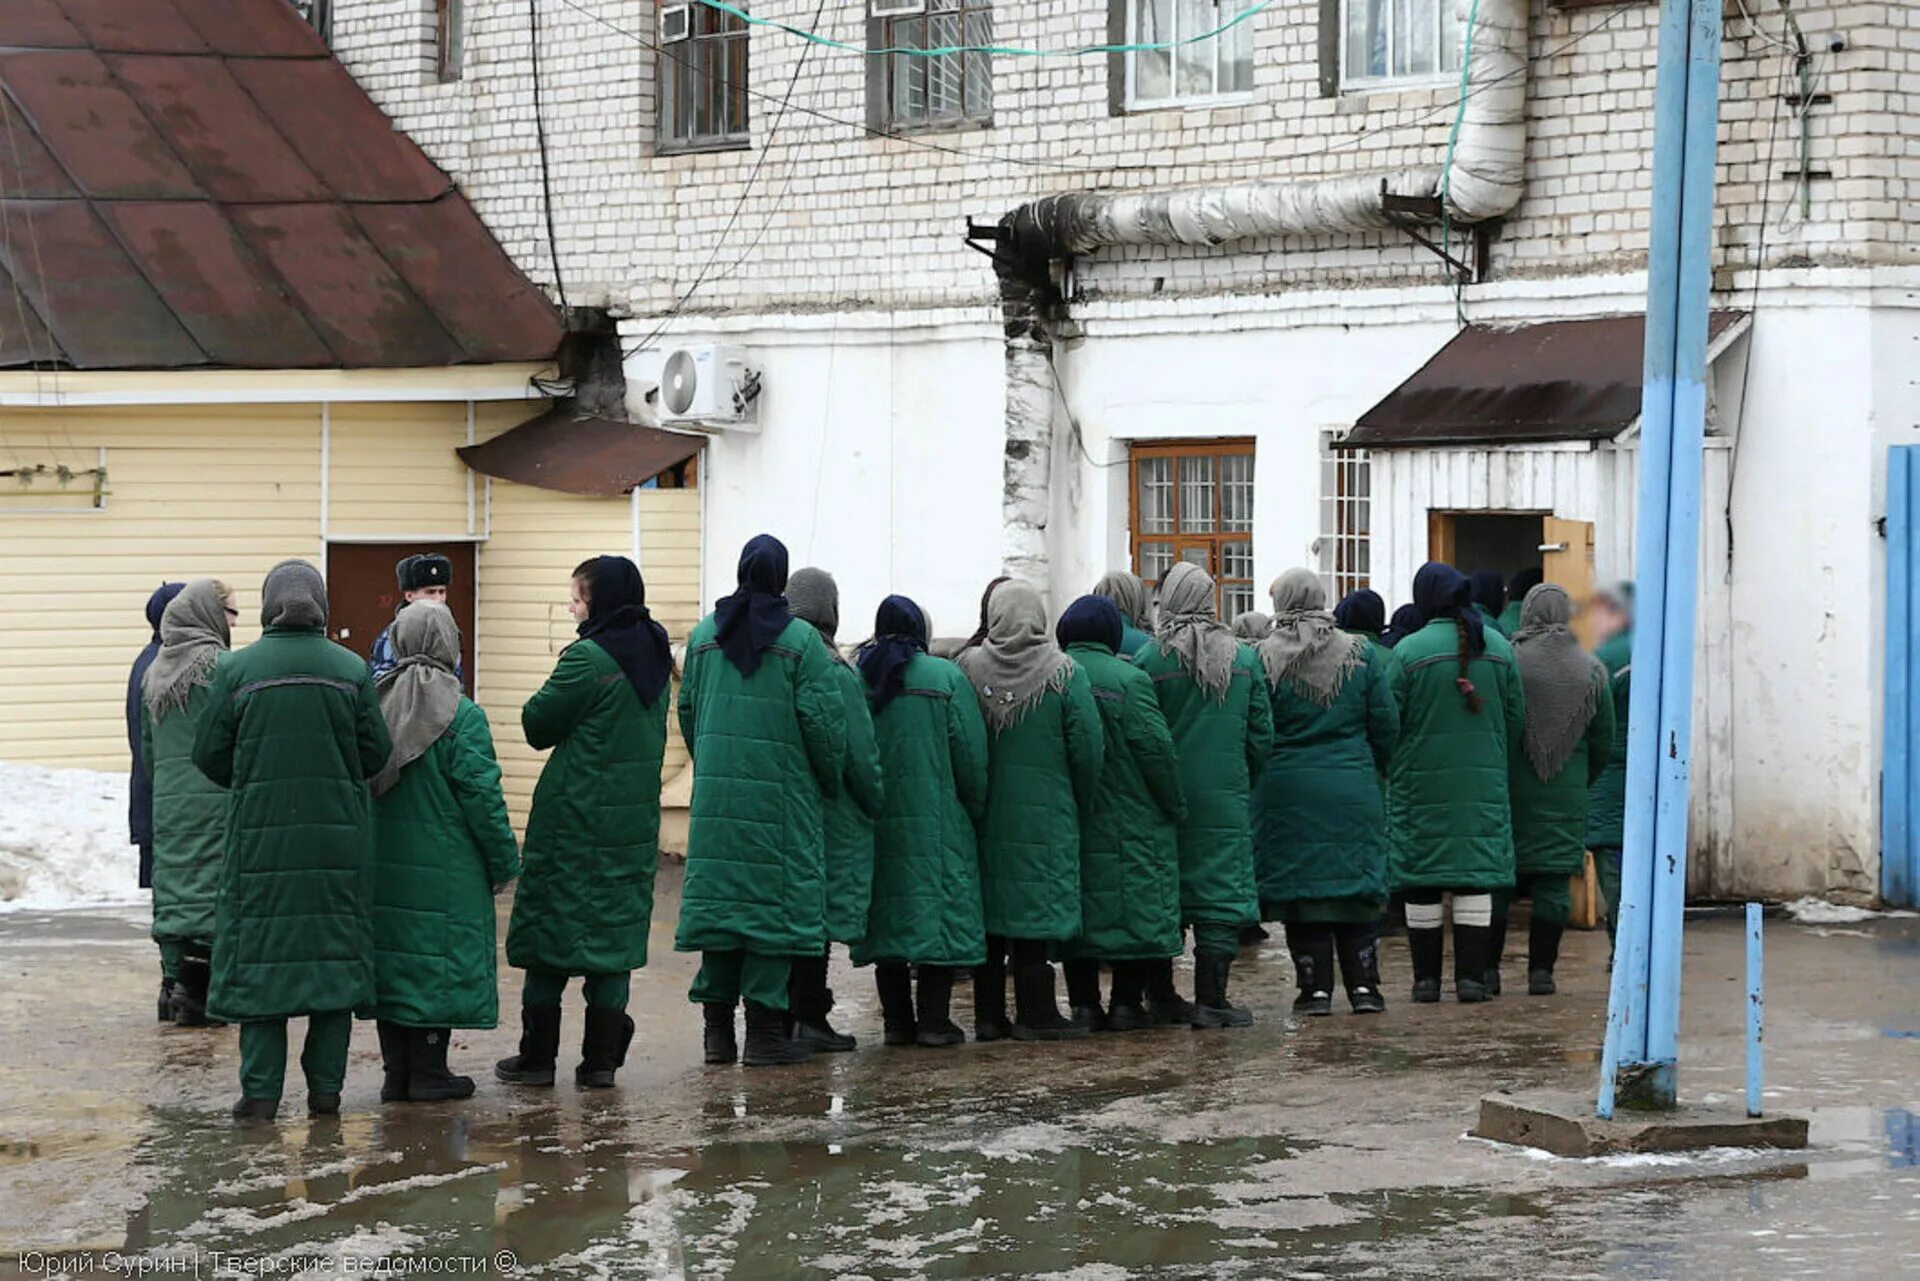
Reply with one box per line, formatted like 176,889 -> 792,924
327,402 -> 475,538
0,406 -> 323,766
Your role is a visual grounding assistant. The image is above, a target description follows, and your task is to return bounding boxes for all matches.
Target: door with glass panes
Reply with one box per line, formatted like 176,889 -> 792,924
1128,440 -> 1256,621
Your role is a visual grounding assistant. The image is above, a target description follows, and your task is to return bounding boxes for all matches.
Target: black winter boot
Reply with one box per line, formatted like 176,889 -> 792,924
231,1096 -> 278,1122
703,1003 -> 738,1065
1063,959 -> 1106,1032
1240,924 -> 1271,947
1143,957 -> 1195,1027
1011,962 -> 1086,1041
1191,952 -> 1254,1028
170,951 -> 215,1027
158,978 -> 176,1023
1485,906 -> 1509,997
1287,925 -> 1335,1017
875,963 -> 917,1046
495,1004 -> 561,1085
308,1092 -> 341,1117
790,954 -> 857,1053
1105,961 -> 1149,1032
409,1028 -> 477,1100
742,1001 -> 812,1067
1407,926 -> 1445,1004
376,1020 -> 411,1102
1334,923 -> 1387,1014
576,1007 -> 635,1088
973,945 -> 1012,1042
1454,925 -> 1492,1004
915,966 -> 965,1047
1528,917 -> 1564,996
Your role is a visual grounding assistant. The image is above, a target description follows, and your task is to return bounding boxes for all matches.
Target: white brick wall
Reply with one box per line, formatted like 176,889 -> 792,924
328,0 -> 1914,318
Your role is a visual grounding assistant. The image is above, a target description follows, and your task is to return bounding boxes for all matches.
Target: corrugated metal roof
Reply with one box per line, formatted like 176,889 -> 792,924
458,404 -> 707,497
1346,312 -> 1748,449
0,0 -> 561,372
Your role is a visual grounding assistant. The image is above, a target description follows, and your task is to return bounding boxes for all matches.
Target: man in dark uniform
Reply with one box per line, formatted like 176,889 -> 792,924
368,554 -> 459,684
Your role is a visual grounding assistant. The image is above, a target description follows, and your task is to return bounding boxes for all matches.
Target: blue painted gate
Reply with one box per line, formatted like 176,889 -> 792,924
1884,445 -> 1920,906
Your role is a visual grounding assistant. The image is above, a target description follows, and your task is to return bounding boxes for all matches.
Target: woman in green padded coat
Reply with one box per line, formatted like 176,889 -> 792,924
497,556 -> 671,1089
368,601 -> 520,1102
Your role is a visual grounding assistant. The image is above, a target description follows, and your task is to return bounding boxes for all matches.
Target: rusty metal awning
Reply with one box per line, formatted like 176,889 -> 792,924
1345,311 -> 1749,449
458,404 -> 706,497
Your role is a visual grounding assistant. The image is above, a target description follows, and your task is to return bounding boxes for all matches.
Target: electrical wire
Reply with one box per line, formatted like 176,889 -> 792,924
528,0 -> 571,317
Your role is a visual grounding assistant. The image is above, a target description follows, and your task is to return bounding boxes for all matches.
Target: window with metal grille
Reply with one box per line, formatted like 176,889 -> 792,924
1319,431 -> 1371,599
1340,0 -> 1463,90
434,0 -> 463,82
1123,0 -> 1256,110
1129,439 -> 1256,622
870,0 -> 993,133
661,3 -> 751,150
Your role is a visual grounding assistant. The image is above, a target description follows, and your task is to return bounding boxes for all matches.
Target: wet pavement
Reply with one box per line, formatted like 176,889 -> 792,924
3,872 -> 1918,1279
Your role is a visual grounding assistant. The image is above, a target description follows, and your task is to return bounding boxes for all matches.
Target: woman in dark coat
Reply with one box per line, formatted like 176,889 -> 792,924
1253,570 -> 1399,1015
128,580 -> 184,1017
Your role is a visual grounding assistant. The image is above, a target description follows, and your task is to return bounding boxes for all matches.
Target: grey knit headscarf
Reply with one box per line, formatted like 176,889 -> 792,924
786,567 -> 840,646
143,578 -> 231,722
1153,561 -> 1237,703
956,578 -> 1075,731
1092,570 -> 1149,629
1257,568 -> 1366,708
1231,610 -> 1271,641
371,602 -> 463,797
1512,583 -> 1606,781
261,559 -> 328,630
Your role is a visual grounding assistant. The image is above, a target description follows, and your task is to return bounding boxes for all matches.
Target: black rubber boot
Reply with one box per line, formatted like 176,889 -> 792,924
231,1096 -> 278,1122
1105,961 -> 1149,1032
404,1027 -> 476,1100
1334,923 -> 1387,1015
308,1092 -> 341,1117
1063,958 -> 1106,1032
915,966 -> 965,1047
170,950 -> 215,1027
1287,926 -> 1334,1017
1528,917 -> 1564,996
495,1004 -> 561,1086
1011,962 -> 1087,1041
576,1007 -> 634,1088
1454,925 -> 1492,1004
1143,957 -> 1195,1027
875,963 -> 917,1046
1240,924 -> 1271,947
1191,951 -> 1254,1028
790,955 -> 857,1053
703,1002 -> 738,1065
973,945 -> 1012,1043
742,1002 -> 813,1067
1407,926 -> 1445,1004
1485,906 -> 1509,997
376,1020 -> 410,1102
158,978 -> 176,1023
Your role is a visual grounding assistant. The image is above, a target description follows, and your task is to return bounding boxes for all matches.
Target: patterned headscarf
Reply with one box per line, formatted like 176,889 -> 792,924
1152,562 -> 1237,703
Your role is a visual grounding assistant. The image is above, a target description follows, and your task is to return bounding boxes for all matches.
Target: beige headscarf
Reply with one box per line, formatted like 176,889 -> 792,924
1512,583 -> 1607,780
371,601 -> 463,797
1152,561 -> 1238,703
1257,568 -> 1366,708
143,578 -> 231,721
955,578 -> 1075,731
1092,570 -> 1149,629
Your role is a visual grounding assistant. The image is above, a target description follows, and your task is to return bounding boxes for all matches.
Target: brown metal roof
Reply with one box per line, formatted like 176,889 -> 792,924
1346,312 -> 1749,450
458,404 -> 707,497
0,0 -> 562,372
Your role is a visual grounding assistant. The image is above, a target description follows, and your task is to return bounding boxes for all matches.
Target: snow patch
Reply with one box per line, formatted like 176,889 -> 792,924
0,762 -> 143,912
1783,896 -> 1916,924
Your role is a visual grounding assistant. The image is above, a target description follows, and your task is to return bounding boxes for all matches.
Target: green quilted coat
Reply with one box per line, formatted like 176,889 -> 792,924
1585,631 -> 1634,848
851,653 -> 990,968
192,627 -> 391,1021
1120,623 -> 1152,661
1496,601 -> 1525,638
676,615 -> 847,956
372,699 -> 521,1027
1064,641 -> 1186,961
143,673 -> 227,946
1511,666 -> 1617,878
1134,642 -> 1274,927
1385,621 -> 1528,892
1253,646 -> 1400,914
821,656 -> 885,944
975,668 -> 1104,942
505,639 -> 668,975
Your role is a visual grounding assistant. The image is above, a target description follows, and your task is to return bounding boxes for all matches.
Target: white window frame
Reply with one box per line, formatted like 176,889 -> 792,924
1123,0 -> 1258,111
1337,0 -> 1465,94
1318,431 -> 1371,599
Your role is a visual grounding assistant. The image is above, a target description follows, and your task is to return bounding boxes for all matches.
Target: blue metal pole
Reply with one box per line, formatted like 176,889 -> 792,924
1889,448 -> 1917,907
1746,901 -> 1764,1118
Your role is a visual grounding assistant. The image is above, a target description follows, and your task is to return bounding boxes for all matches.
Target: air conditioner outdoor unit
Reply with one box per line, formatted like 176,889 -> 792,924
650,344 -> 761,430
661,4 -> 691,42
871,0 -> 927,16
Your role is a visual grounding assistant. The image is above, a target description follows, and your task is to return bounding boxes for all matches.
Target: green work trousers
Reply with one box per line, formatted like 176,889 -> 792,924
690,951 -> 791,1010
1191,922 -> 1241,957
523,970 -> 631,1011
238,1012 -> 353,1101
157,938 -> 186,982
1494,874 -> 1575,928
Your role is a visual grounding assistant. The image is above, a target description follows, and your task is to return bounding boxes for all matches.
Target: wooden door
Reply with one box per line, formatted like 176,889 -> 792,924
325,541 -> 478,695
1427,511 -> 1457,566
1541,518 -> 1597,647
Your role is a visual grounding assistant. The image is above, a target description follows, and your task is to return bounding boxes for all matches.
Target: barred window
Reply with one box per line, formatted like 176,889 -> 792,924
1319,432 -> 1371,599
661,3 -> 751,150
1130,440 -> 1255,621
873,0 -> 993,132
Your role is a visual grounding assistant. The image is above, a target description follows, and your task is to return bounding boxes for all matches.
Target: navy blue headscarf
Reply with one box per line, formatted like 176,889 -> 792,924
1469,569 -> 1507,618
1508,566 -> 1544,603
1382,603 -> 1426,648
1414,561 -> 1485,655
714,534 -> 792,677
857,594 -> 928,714
1333,589 -> 1386,637
1055,594 -> 1123,653
577,555 -> 673,706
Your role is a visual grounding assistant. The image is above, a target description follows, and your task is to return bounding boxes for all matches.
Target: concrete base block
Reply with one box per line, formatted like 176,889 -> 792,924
1472,1089 -> 1810,1157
